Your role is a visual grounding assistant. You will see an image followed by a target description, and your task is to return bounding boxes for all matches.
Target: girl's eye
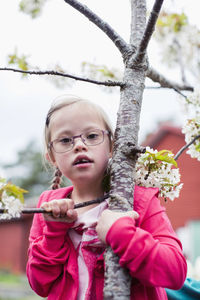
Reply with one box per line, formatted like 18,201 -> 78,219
59,137 -> 72,144
86,132 -> 99,140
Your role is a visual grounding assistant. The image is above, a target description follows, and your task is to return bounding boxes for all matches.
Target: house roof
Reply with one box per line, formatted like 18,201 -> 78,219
142,123 -> 183,148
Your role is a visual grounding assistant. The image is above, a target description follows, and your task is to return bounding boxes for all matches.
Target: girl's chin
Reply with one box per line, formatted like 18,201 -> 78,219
71,174 -> 104,186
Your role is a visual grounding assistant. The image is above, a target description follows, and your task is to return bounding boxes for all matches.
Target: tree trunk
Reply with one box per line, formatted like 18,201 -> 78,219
103,1 -> 147,299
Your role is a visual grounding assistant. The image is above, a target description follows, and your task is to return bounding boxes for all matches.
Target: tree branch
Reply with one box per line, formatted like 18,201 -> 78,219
147,66 -> 194,92
132,0 -> 164,65
63,0 -> 130,56
0,67 -> 124,87
0,194 -> 109,216
103,1 -> 148,298
145,85 -> 188,98
174,134 -> 200,160
130,0 -> 146,47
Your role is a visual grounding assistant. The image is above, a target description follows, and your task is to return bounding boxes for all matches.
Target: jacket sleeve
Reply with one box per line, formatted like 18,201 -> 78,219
26,191 -> 75,297
106,193 -> 187,290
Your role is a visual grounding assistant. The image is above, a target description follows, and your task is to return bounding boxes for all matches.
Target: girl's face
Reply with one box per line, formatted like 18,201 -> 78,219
47,103 -> 112,189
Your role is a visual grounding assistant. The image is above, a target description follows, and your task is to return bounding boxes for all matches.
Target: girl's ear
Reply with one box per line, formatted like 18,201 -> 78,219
45,151 -> 57,167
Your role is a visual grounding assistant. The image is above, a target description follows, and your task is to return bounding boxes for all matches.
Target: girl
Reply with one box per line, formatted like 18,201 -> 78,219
26,95 -> 187,300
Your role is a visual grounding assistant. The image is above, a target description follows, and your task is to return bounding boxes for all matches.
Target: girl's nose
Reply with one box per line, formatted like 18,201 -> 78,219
73,137 -> 87,152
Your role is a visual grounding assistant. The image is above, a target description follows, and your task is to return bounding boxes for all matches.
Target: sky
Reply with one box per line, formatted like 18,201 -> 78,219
0,0 -> 199,171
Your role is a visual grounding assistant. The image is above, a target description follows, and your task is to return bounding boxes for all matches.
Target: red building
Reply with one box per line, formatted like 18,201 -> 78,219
143,123 -> 200,230
0,123 -> 200,272
0,215 -> 32,273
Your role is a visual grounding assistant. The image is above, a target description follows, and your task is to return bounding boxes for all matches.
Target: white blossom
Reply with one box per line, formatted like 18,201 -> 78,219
19,0 -> 47,18
0,176 -> 24,220
179,89 -> 200,118
134,147 -> 183,201
0,191 -> 23,220
176,88 -> 200,161
182,117 -> 200,161
155,15 -> 200,79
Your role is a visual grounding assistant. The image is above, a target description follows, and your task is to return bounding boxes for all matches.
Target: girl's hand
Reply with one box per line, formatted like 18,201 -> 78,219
41,198 -> 78,223
96,210 -> 139,244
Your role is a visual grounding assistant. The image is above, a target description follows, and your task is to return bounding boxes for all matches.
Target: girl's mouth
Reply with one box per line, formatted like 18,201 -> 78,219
73,156 -> 93,166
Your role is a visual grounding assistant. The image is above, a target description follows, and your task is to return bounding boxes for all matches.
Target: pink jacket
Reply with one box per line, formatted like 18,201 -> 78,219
26,186 -> 187,300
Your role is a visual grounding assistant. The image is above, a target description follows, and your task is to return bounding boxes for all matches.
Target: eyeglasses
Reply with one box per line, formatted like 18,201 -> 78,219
48,129 -> 110,153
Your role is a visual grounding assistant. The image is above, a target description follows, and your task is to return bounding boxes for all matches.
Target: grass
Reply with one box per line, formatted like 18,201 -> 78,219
0,270 -> 44,300
0,271 -> 22,285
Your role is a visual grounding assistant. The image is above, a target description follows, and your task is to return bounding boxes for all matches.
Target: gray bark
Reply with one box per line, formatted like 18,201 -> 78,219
103,68 -> 146,299
147,67 -> 193,91
103,1 -> 147,298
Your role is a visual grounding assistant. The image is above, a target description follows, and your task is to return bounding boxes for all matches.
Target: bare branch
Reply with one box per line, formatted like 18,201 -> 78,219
130,0 -> 147,47
132,0 -> 164,65
145,85 -> 188,98
147,67 -> 194,92
0,67 -> 124,87
63,0 -> 130,56
174,134 -> 200,160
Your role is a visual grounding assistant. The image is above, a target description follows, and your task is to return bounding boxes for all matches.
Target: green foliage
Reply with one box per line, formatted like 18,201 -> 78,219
2,140 -> 71,198
0,180 -> 28,204
157,12 -> 188,33
81,61 -> 122,81
19,0 -> 48,19
2,141 -> 50,198
154,150 -> 177,167
0,270 -> 22,284
97,67 -> 116,79
145,149 -> 177,167
8,49 -> 29,75
195,143 -> 200,152
0,271 -> 43,299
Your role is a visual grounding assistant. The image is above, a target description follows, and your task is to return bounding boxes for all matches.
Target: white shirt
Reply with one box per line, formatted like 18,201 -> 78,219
68,201 -> 108,300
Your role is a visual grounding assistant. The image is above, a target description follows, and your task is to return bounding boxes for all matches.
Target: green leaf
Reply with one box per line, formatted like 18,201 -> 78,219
0,178 -> 6,184
18,57 -> 28,71
19,0 -> 44,19
0,183 -> 28,203
7,50 -> 29,76
8,54 -> 17,65
97,68 -> 115,78
157,12 -> 188,33
195,143 -> 200,152
155,150 -> 177,167
145,149 -> 177,167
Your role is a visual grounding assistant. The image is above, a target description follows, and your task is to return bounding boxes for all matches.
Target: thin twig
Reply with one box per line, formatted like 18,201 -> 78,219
147,66 -> 194,92
0,193 -> 109,215
131,0 -> 164,66
0,67 -> 124,87
174,134 -> 200,161
145,85 -> 188,98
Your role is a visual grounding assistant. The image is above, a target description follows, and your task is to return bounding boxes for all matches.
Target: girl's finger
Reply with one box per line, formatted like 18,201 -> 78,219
41,202 -> 51,212
67,209 -> 78,220
50,200 -> 61,218
66,198 -> 75,210
59,199 -> 69,217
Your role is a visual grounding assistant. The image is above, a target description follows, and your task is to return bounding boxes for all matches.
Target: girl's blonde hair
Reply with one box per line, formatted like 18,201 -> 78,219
44,95 -> 114,189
